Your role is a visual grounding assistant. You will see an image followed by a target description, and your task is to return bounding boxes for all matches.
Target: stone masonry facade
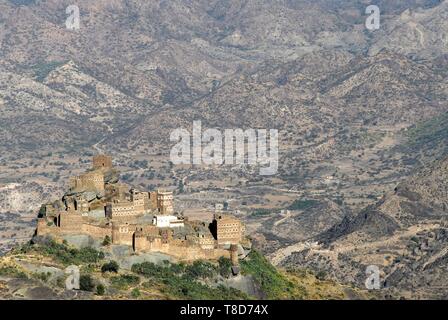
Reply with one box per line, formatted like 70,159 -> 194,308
36,155 -> 246,262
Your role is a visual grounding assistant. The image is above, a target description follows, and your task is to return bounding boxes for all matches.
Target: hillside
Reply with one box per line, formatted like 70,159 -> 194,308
280,156 -> 448,299
0,240 -> 366,300
368,0 -> 448,58
1,0 -> 448,300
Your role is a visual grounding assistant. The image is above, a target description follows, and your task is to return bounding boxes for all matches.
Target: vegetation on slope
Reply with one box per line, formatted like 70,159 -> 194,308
131,260 -> 249,300
240,250 -> 364,300
404,112 -> 448,158
32,61 -> 67,82
0,241 -> 362,300
287,199 -> 320,211
240,250 -> 302,299
15,239 -> 105,266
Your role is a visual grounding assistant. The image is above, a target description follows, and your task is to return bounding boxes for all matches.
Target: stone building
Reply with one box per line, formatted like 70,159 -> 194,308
149,191 -> 158,209
190,232 -> 215,250
111,222 -> 135,246
74,196 -> 89,215
70,171 -> 105,192
152,215 -> 184,228
212,213 -> 245,245
105,189 -> 152,219
93,155 -> 113,170
106,200 -> 143,219
35,154 -> 245,262
106,183 -> 129,201
130,189 -> 150,214
156,190 -> 174,214
58,211 -> 85,233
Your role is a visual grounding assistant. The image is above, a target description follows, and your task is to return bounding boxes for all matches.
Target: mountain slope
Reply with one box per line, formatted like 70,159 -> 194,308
0,241 -> 367,300
281,156 -> 448,299
369,1 -> 448,58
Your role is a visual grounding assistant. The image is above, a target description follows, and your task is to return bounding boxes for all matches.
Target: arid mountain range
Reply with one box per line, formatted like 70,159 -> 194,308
280,157 -> 448,299
0,0 -> 447,298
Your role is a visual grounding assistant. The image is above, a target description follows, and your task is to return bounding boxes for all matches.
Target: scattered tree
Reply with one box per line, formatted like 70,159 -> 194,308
102,235 -> 111,246
80,274 -> 95,292
96,284 -> 105,296
101,261 -> 119,273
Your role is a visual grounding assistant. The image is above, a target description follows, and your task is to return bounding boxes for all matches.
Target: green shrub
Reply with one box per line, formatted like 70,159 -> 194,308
316,270 -> 327,280
142,279 -> 157,288
25,240 -> 105,266
56,276 -> 65,288
131,262 -> 171,278
185,261 -> 217,279
35,272 -> 51,282
102,236 -> 111,246
33,61 -> 66,82
101,261 -> 119,273
111,274 -> 140,290
250,209 -> 273,217
80,274 -> 95,292
218,257 -> 232,278
288,199 -> 319,211
96,284 -> 105,296
131,288 -> 141,298
169,262 -> 186,274
131,261 -> 248,300
0,265 -> 28,279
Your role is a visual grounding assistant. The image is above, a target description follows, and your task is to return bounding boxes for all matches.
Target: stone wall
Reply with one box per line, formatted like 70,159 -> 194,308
133,234 -> 230,261
37,217 -> 111,241
37,217 -> 232,263
106,201 -> 143,219
149,191 -> 158,209
93,155 -> 112,170
36,218 -> 55,236
163,245 -> 230,261
71,171 -> 105,192
59,212 -> 85,233
112,224 -> 134,246
82,223 -> 112,239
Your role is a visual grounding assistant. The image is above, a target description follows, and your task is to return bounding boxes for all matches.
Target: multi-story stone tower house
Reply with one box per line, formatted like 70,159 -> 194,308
93,155 -> 113,170
105,198 -> 145,219
156,190 -> 174,215
212,213 -> 245,245
130,189 -> 150,214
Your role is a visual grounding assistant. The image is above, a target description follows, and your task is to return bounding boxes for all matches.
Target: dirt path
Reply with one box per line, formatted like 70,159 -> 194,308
273,210 -> 293,227
270,242 -> 309,266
